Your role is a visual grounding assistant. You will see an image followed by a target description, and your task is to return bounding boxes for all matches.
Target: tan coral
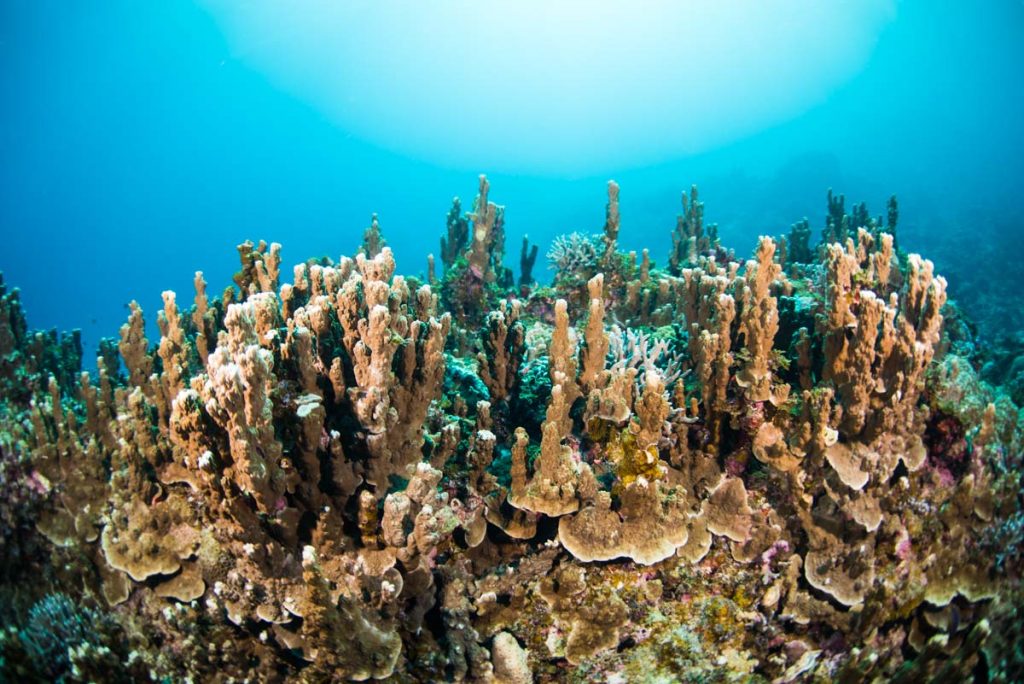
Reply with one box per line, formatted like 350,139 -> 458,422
234,239 -> 282,294
634,369 -> 670,446
734,236 -> 783,403
200,300 -> 287,514
548,298 -> 580,406
583,367 -> 636,425
702,476 -> 754,543
333,247 -> 452,490
804,541 -> 876,608
118,301 -> 153,389
9,180 -> 999,681
508,382 -> 596,517
477,299 -> 525,403
676,512 -> 713,563
466,175 -> 503,283
538,564 -> 629,665
491,632 -> 532,684
298,545 -> 402,680
378,462 -> 462,570
601,180 -> 620,263
559,479 -> 690,565
101,496 -> 201,582
692,288 -> 736,446
192,271 -> 211,364
579,274 -> 610,392
821,238 -> 947,444
825,441 -> 871,491
157,290 -> 191,413
752,421 -> 804,473
154,561 -> 206,602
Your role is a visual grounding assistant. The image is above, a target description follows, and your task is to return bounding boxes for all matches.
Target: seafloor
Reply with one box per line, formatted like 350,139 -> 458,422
0,178 -> 1022,683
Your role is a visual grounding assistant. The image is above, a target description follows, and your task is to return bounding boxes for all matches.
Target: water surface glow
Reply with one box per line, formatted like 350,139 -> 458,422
201,0 -> 896,173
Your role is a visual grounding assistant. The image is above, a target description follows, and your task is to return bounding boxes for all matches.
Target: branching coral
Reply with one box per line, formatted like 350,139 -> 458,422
607,325 -> 684,388
547,232 -> 601,284
669,184 -> 719,273
478,299 -> 526,404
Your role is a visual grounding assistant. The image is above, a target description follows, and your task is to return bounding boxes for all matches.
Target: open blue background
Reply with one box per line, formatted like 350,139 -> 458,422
1,1 -> 1022,353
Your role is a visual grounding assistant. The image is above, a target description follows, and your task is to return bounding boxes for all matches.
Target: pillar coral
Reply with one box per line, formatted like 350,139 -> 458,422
694,292 -> 736,447
734,236 -> 784,404
440,197 -> 469,272
508,382 -> 596,517
466,174 -> 503,284
234,239 -> 282,295
333,247 -> 452,490
477,299 -> 526,403
548,298 -> 580,406
669,184 -> 717,273
0,179 -> 1011,681
601,181 -> 620,264
191,271 -> 213,364
157,290 -> 191,418
578,274 -> 609,393
200,299 -> 287,515
118,301 -> 152,390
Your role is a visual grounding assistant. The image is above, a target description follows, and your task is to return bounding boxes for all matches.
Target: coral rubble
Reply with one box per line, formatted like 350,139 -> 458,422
1,178 -> 1023,682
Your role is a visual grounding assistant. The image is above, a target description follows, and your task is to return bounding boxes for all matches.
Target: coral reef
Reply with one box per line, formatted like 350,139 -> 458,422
1,179 -> 1022,682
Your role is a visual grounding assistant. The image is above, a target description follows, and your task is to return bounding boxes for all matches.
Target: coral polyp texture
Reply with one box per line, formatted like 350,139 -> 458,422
1,177 -> 1022,682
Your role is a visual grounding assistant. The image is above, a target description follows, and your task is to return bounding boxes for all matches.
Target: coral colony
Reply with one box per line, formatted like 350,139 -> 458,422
0,176 -> 1022,682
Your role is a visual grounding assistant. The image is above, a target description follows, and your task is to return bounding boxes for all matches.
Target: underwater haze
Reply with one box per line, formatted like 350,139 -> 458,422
1,0 -> 1023,349
5,2 -> 1024,683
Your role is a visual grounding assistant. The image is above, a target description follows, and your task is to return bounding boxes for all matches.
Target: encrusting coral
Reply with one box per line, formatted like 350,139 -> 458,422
1,175 -> 1022,682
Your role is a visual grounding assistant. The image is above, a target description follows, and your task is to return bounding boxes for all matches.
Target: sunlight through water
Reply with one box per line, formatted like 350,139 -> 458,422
200,0 -> 896,174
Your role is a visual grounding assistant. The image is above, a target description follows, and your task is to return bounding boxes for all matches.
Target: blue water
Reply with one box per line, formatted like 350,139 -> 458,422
2,0 -> 1023,350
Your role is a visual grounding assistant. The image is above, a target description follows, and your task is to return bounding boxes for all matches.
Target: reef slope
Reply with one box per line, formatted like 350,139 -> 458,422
1,178 -> 1022,682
